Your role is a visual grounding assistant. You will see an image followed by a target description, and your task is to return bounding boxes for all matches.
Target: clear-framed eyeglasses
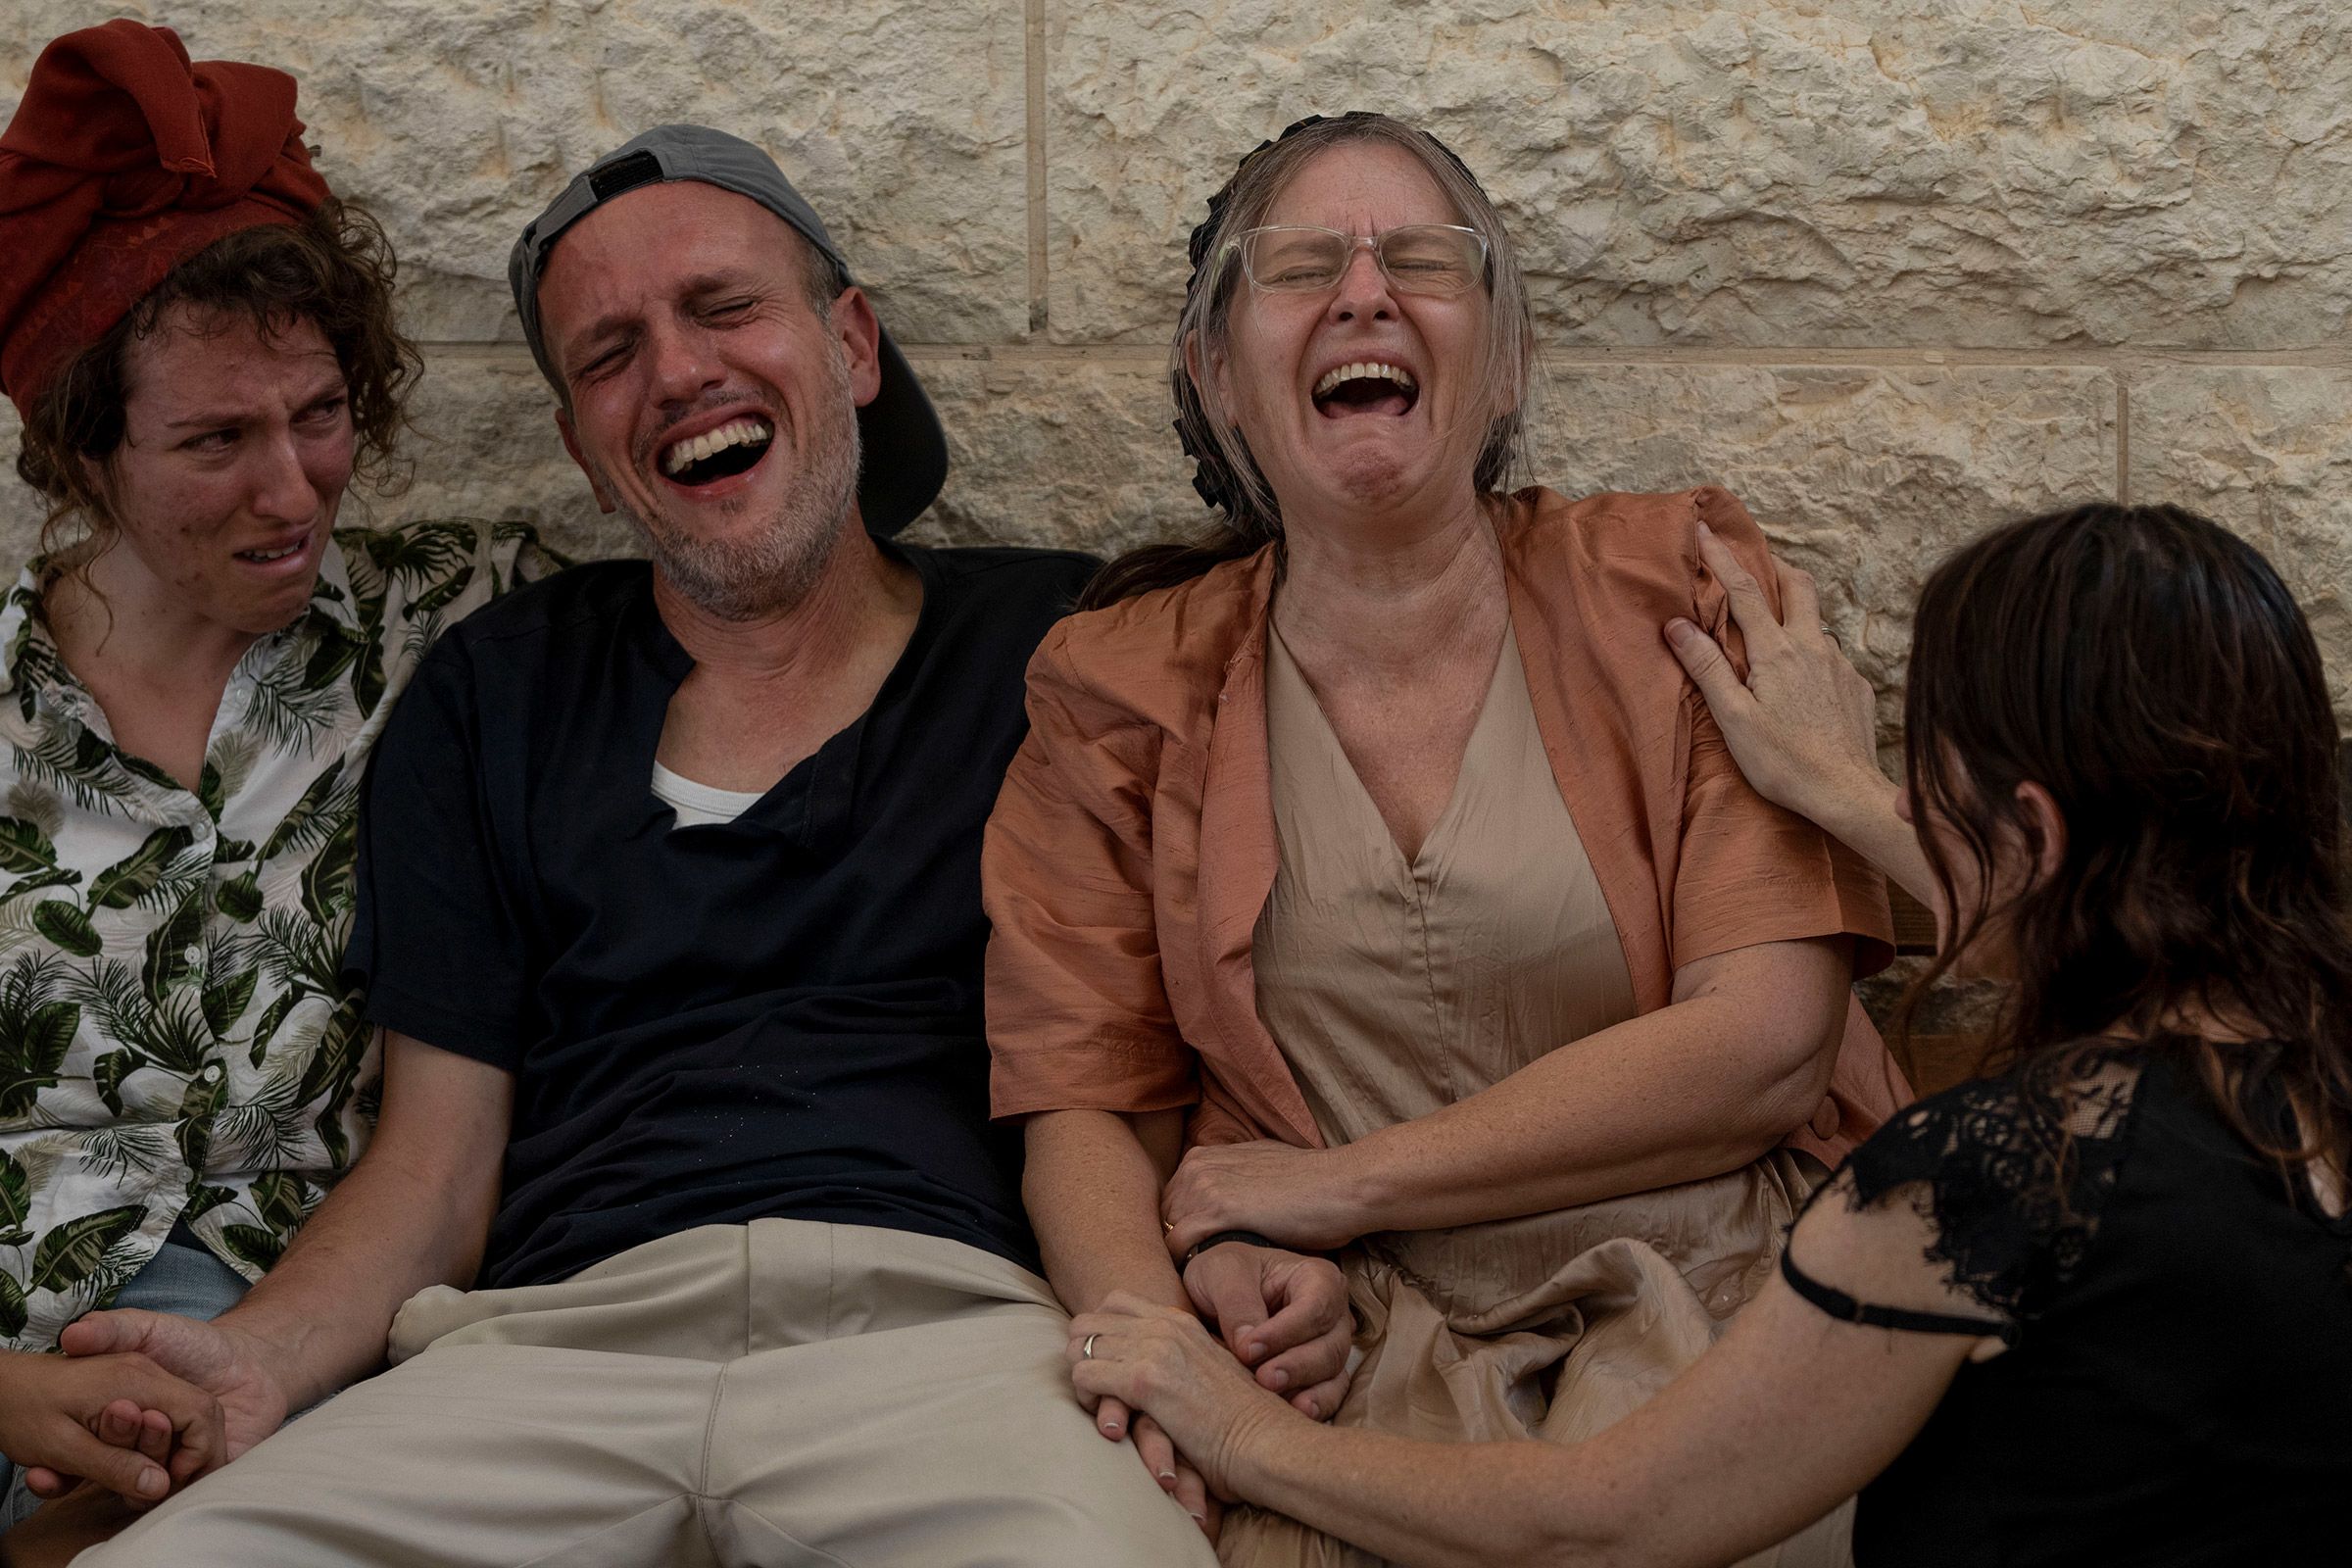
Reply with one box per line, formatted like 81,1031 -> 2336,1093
1221,223 -> 1490,298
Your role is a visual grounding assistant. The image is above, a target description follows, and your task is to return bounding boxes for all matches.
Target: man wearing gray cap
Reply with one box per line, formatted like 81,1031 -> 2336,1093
54,126 -> 1348,1566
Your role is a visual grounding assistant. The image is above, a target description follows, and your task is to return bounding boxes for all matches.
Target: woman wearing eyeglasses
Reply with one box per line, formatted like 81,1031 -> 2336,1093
1062,503 -> 2352,1567
984,113 -> 1900,1565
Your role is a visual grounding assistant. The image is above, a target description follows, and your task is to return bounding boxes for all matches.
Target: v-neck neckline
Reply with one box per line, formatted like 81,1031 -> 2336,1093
627,544 -> 939,842
1266,615 -> 1520,880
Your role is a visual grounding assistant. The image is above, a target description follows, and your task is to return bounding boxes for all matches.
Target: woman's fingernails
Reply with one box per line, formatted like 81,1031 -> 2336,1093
1268,1368 -> 1290,1389
137,1467 -> 168,1498
1698,521 -> 1714,539
1665,617 -> 1694,646
1157,1470 -> 1177,1484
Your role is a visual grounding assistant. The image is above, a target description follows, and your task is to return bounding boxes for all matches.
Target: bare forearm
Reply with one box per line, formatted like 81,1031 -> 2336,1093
1231,1418 -> 1798,1568
1343,1007 -> 1803,1231
1089,1227 -> 1963,1568
219,1146 -> 495,1408
217,1034 -> 508,1408
1025,1108 -> 1189,1314
1219,1273 -> 1959,1568
1231,1418 -> 1606,1568
1340,948 -> 1847,1234
1813,767 -> 1940,916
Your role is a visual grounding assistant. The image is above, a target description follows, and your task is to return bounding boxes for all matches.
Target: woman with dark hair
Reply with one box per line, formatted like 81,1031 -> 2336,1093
0,20 -> 552,1536
984,111 -> 1900,1563
1069,502 -> 2352,1565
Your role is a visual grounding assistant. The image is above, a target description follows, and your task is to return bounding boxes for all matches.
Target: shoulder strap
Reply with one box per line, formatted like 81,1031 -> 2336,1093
1781,1247 -> 2017,1344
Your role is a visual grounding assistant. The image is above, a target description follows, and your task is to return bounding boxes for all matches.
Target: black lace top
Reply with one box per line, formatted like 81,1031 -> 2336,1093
1787,1041 -> 2352,1567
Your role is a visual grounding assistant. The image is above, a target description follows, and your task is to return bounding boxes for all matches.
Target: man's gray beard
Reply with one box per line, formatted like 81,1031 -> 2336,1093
614,382 -> 863,622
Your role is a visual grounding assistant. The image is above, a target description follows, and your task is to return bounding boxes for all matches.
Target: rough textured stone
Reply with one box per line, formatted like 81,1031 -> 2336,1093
376,348 -> 618,559
0,349 -> 1202,566
2131,368 -> 2352,727
908,353 -> 1200,559
0,407 -> 39,566
6,1 -> 2340,1063
1858,961 -> 2008,1038
1049,0 -> 2352,349
1520,362 -> 2120,751
2,0 -> 1032,344
1,1 -> 2342,738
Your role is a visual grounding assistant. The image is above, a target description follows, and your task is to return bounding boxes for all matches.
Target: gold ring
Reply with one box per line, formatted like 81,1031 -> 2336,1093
1083,1333 -> 1100,1359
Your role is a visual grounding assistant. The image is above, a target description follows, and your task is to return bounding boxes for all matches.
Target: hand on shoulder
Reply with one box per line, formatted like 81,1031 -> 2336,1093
1664,522 -> 1889,828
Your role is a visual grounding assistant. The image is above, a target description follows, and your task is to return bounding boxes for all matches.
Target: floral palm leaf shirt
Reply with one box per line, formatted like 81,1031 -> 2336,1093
0,520 -> 560,1349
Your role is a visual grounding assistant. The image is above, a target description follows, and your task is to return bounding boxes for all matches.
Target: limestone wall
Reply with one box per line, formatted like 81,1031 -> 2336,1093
5,1 -> 2347,729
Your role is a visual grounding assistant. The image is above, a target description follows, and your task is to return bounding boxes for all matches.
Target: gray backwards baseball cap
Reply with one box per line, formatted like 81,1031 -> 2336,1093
509,124 -> 946,537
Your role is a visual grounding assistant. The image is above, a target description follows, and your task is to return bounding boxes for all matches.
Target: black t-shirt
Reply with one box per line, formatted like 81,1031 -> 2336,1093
1789,1042 -> 2351,1566
344,544 -> 1095,1290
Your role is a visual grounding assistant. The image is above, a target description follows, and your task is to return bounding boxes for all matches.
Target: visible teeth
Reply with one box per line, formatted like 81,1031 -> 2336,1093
240,543 -> 301,563
1312,362 -> 1417,399
661,416 -> 775,475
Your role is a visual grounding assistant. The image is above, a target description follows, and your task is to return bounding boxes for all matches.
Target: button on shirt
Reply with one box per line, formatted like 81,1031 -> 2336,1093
0,522 -> 556,1349
343,545 -> 1096,1292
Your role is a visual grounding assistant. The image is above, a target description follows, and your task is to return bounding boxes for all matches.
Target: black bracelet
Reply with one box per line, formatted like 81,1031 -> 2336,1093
1179,1229 -> 1283,1269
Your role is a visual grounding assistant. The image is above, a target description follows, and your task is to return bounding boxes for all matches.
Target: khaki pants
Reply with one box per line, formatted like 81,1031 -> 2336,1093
82,1221 -> 1217,1567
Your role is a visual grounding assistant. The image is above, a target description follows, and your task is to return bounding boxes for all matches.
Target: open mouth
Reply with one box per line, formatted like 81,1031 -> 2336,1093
235,534 -> 311,565
660,416 -> 775,487
1311,361 -> 1419,418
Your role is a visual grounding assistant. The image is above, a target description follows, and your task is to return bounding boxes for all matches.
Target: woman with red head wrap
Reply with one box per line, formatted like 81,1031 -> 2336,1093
0,22 -> 555,1547
0,18 -> 331,413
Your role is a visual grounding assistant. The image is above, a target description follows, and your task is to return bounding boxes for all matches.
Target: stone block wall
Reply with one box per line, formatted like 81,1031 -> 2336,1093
5,1 -> 2347,731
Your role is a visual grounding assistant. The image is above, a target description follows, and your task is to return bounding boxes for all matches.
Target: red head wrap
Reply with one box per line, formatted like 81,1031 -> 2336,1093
0,20 -> 332,419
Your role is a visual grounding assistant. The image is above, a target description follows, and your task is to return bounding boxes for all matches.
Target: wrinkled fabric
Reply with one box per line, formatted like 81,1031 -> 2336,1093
0,523 -> 556,1351
0,19 -> 329,415
1251,617 -> 1642,1309
1223,1157 -> 1847,1568
75,1222 -> 1219,1568
1215,619 -> 1850,1568
985,486 -> 1905,1167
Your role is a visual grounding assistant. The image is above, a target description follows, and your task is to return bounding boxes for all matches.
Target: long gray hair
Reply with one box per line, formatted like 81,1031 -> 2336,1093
1081,112 -> 1536,610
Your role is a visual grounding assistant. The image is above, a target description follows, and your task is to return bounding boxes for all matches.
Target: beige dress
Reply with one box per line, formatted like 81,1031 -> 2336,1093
1217,622 -> 1850,1568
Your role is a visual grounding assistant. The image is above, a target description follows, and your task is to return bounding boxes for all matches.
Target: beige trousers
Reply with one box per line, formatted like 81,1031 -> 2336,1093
81,1221 -> 1217,1568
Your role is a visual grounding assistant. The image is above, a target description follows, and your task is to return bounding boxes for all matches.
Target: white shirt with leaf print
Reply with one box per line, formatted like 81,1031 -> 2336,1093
0,520 -> 562,1349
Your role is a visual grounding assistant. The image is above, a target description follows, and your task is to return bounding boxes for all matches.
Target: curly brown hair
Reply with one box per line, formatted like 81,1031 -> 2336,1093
14,197 -> 420,563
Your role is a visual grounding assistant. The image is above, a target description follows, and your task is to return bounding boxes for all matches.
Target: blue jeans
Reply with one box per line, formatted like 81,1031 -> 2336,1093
0,1242 -> 249,1531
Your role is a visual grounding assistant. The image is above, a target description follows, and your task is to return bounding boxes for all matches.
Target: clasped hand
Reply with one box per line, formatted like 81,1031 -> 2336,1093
0,1348 -> 227,1509
1175,1240 -> 1352,1422
46,1308 -> 294,1480
1070,1293 -> 1303,1502
1161,1140 -> 1367,1256
1077,1241 -> 1352,1537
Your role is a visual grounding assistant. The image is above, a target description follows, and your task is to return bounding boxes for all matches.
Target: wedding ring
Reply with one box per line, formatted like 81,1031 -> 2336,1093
1083,1333 -> 1100,1359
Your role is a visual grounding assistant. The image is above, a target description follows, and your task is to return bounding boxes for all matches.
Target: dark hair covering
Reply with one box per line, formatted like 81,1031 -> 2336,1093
1081,112 -> 1535,611
1901,502 -> 2352,1190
